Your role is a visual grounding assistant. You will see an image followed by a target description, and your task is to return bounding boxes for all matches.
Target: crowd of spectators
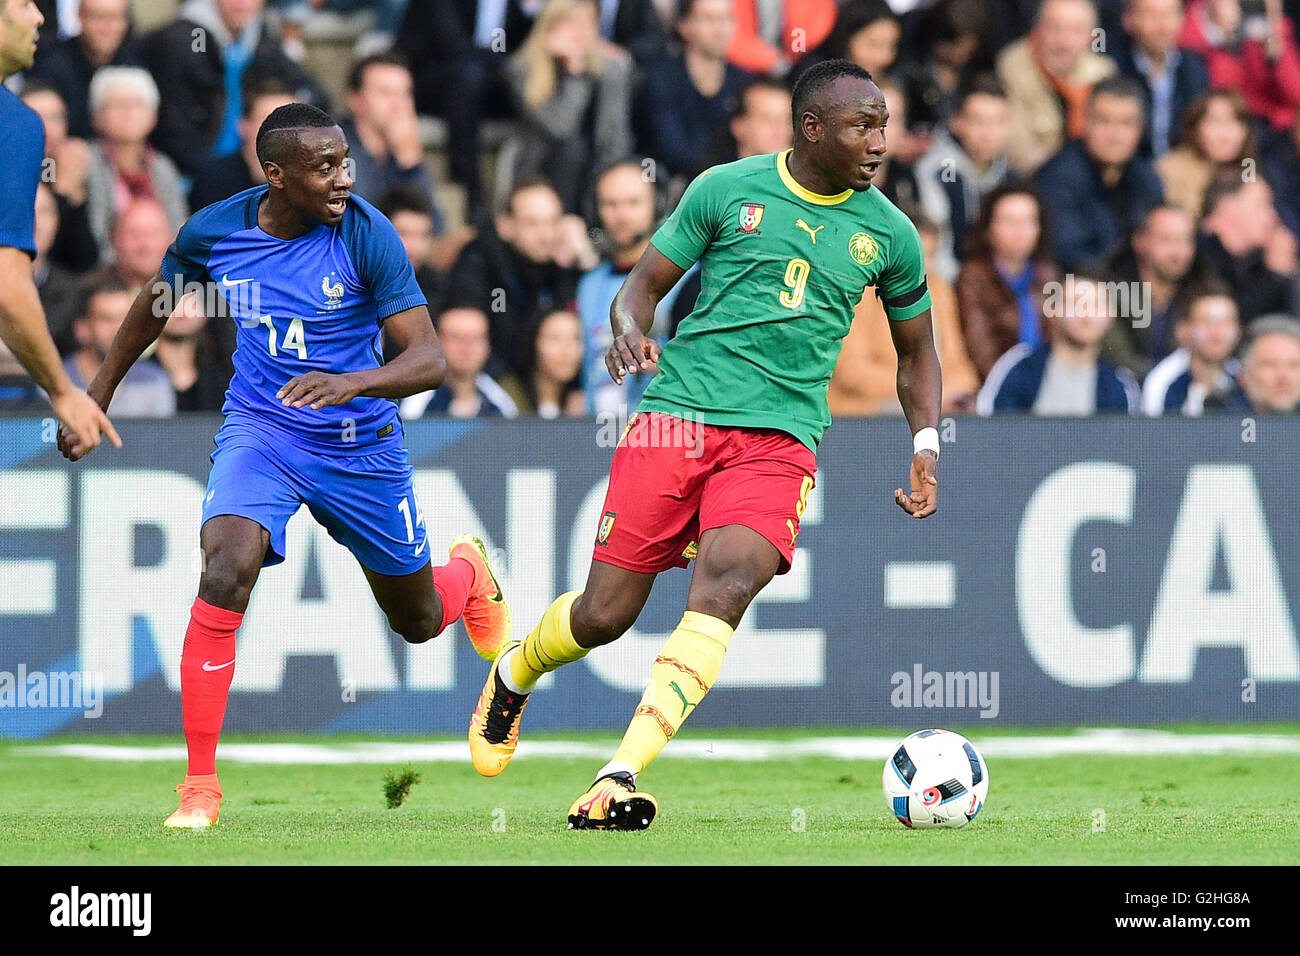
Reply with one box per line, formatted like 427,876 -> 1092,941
7,0 -> 1300,421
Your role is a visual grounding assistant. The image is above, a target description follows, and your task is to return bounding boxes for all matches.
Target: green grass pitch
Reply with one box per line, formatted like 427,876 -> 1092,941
2,727 -> 1298,865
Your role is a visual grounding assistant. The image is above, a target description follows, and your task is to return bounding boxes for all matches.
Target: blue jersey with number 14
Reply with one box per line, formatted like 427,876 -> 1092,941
162,186 -> 426,450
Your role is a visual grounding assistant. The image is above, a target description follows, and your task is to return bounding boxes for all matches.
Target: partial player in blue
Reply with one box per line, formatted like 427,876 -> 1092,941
57,104 -> 513,829
0,0 -> 118,452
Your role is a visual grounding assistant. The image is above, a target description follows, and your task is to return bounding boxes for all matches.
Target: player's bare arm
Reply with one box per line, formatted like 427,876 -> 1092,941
0,246 -> 121,456
277,304 -> 444,409
606,245 -> 684,384
889,307 -> 942,519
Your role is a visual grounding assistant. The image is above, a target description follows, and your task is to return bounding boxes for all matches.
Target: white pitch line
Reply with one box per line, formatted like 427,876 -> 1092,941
19,729 -> 1300,764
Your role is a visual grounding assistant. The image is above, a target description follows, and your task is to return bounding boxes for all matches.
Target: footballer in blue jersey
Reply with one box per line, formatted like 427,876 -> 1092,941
0,0 -> 118,453
58,104 -> 513,829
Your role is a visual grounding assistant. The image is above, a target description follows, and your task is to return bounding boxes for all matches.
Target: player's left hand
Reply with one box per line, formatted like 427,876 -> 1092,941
894,450 -> 938,519
277,372 -> 360,410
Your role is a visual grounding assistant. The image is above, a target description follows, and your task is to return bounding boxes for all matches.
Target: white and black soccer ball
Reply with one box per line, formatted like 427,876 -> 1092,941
883,729 -> 989,829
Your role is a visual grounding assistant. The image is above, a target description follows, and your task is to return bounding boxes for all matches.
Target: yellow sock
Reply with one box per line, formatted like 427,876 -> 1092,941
508,591 -> 585,692
610,611 -> 733,774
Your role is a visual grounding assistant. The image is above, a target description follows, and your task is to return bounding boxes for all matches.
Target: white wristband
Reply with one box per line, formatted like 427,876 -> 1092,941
913,427 -> 940,460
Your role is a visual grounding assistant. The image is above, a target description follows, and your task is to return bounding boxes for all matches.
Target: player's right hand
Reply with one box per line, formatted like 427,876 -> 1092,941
606,328 -> 661,385
52,388 -> 121,462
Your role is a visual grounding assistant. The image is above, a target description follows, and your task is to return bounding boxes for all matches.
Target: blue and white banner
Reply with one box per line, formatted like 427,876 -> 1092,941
0,415 -> 1295,737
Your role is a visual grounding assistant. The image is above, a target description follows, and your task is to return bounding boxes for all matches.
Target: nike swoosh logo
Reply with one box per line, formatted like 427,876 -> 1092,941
202,659 -> 236,672
221,274 -> 253,287
414,538 -> 427,557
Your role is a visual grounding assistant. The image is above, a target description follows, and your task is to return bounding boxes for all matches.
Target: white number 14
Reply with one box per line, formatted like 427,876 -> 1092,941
258,314 -> 308,360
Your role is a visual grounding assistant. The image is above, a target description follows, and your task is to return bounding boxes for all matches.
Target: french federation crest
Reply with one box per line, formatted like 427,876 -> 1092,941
849,232 -> 880,266
322,274 -> 344,309
737,202 -> 765,234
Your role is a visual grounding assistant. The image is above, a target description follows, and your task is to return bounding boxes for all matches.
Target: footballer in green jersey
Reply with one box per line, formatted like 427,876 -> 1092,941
466,60 -> 942,831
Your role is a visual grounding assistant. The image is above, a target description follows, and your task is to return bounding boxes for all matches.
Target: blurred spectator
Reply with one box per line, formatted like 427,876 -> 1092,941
505,0 -> 633,213
996,0 -> 1116,175
636,0 -> 752,180
400,307 -> 518,418
340,53 -> 442,229
154,291 -> 232,412
188,72 -> 298,211
378,187 -> 446,315
956,183 -> 1060,380
790,0 -> 900,85
694,76 -> 792,173
27,0 -> 142,139
1180,0 -> 1300,134
85,67 -> 187,260
0,338 -> 46,412
978,275 -> 1139,414
108,198 -> 175,290
914,73 -> 1012,280
1264,110 -> 1300,237
20,81 -> 98,271
269,0 -> 412,46
396,0 -> 535,220
576,161 -> 684,414
897,0 -> 994,132
141,0 -> 327,177
1156,89 -> 1255,217
1141,282 -> 1242,413
32,184 -> 80,353
828,213 -> 980,414
1099,203 -> 1210,378
445,178 -> 580,377
870,76 -> 919,208
726,0 -> 836,76
591,0 -> 671,64
500,308 -> 587,417
64,271 -> 175,416
1230,313 -> 1300,412
1034,76 -> 1164,272
1113,0 -> 1208,157
1199,172 -> 1295,322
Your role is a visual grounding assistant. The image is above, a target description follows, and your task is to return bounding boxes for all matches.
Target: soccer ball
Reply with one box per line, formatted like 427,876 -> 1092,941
883,729 -> 989,829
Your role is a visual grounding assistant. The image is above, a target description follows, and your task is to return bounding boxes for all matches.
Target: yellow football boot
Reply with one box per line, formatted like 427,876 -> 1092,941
468,641 -> 529,777
567,772 -> 658,831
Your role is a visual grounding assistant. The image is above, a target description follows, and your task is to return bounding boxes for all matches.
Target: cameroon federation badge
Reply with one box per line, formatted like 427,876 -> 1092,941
597,512 -> 617,546
849,232 -> 880,266
737,202 -> 765,234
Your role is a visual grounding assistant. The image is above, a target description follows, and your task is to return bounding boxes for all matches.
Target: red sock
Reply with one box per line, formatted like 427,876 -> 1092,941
180,597 -> 244,776
432,557 -> 476,634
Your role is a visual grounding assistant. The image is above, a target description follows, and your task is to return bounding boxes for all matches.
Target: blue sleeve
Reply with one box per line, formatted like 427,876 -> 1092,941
344,198 -> 427,321
161,206 -> 220,288
993,362 -> 1034,412
0,99 -> 45,257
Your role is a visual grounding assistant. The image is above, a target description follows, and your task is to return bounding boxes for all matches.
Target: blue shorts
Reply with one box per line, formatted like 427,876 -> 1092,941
202,422 -> 429,576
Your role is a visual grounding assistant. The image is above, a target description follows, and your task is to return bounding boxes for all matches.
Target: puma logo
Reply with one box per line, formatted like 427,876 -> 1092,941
796,219 -> 824,243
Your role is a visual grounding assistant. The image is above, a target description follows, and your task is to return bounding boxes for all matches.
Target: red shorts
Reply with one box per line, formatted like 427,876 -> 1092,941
593,412 -> 817,575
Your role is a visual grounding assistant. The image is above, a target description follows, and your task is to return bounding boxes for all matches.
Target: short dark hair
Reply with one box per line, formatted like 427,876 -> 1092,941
18,77 -> 60,101
1089,74 -> 1147,112
501,175 -> 561,217
241,69 -> 299,119
348,52 -> 411,93
256,102 -> 339,166
76,270 -> 132,320
1175,279 -> 1236,323
378,186 -> 435,221
790,58 -> 876,131
732,76 -> 789,120
1201,168 -> 1270,219
952,73 -> 1007,114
